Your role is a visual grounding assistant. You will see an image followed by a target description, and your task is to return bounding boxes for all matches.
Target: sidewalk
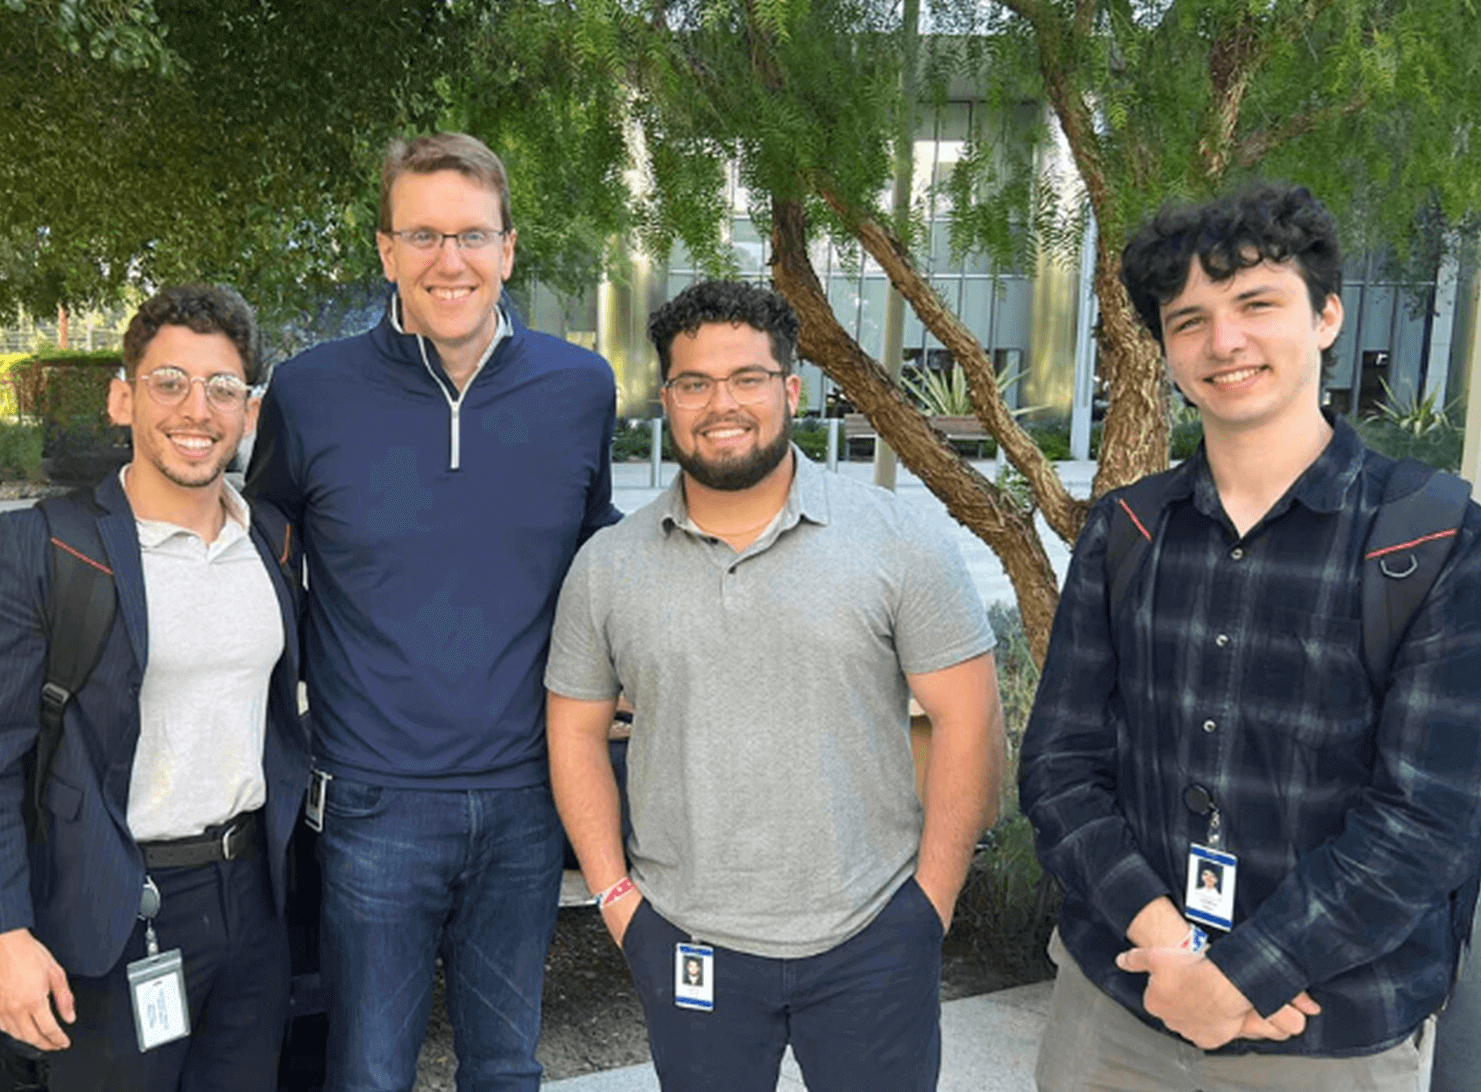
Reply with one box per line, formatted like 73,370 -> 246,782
543,980 -> 1054,1090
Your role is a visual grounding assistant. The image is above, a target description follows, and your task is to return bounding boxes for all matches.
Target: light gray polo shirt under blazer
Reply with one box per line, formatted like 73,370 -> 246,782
546,448 -> 994,958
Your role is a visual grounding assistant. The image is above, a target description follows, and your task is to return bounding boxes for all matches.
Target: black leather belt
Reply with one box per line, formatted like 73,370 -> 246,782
140,810 -> 259,869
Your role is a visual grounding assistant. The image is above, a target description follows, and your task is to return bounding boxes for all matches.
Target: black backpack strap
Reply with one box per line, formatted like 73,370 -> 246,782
1106,469 -> 1183,616
30,490 -> 117,844
1360,459 -> 1470,689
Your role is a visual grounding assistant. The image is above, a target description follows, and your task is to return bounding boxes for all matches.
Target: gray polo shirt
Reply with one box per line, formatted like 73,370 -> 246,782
547,450 -> 994,958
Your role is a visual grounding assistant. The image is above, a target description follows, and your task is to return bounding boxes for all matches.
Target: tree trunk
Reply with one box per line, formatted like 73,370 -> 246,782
770,197 -> 1061,666
1088,239 -> 1170,496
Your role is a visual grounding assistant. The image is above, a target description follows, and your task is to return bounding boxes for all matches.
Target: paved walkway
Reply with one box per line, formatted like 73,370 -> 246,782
543,980 -> 1054,1090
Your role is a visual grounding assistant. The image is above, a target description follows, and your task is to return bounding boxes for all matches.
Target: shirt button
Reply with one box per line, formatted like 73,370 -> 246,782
1230,547 -> 1244,560
1202,719 -> 1217,733
1215,634 -> 1229,648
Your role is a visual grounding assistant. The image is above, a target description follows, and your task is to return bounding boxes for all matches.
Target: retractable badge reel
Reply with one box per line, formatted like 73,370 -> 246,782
125,877 -> 191,1052
1183,785 -> 1238,934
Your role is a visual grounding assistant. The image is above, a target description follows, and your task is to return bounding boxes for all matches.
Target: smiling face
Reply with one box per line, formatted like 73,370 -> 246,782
1159,257 -> 1342,441
109,324 -> 259,496
377,169 -> 516,365
661,321 -> 800,493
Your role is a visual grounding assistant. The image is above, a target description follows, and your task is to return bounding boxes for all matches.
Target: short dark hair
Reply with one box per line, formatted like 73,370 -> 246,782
380,133 -> 512,235
648,280 -> 800,380
122,284 -> 261,385
1120,181 -> 1343,370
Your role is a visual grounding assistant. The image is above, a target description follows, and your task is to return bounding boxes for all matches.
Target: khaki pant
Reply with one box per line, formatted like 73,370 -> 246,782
1036,930 -> 1435,1092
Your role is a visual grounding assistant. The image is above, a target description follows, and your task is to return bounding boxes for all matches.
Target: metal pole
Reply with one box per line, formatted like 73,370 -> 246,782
650,417 -> 663,488
1461,277 -> 1481,495
1070,212 -> 1098,460
826,417 -> 840,471
872,0 -> 919,492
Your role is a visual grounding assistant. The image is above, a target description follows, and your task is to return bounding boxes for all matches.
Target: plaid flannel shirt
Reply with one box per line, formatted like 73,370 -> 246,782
1020,417 -> 1481,1055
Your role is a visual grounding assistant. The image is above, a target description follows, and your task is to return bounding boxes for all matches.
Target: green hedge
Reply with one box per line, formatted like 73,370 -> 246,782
0,421 -> 44,481
8,350 -> 130,484
10,350 -> 125,452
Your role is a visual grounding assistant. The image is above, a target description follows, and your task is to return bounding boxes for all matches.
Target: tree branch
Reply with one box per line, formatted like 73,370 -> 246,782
812,179 -> 1089,546
770,197 -> 1061,666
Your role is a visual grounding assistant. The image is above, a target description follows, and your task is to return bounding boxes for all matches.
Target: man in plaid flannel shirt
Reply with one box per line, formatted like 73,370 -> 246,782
1019,181 -> 1481,1091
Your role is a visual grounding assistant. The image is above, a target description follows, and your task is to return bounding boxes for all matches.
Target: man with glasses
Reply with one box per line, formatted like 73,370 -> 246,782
246,132 -> 620,1091
0,284 -> 309,1090
546,280 -> 1005,1091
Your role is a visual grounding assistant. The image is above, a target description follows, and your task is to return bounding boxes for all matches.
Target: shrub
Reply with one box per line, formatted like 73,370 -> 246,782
0,352 -> 30,420
1354,418 -> 1463,472
792,417 -> 829,462
9,350 -> 130,484
0,421 -> 44,481
946,603 -> 1058,982
1170,420 -> 1204,461
10,350 -> 124,451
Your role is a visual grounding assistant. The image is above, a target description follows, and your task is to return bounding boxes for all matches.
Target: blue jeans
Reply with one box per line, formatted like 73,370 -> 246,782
317,778 -> 563,1092
622,877 -> 943,1092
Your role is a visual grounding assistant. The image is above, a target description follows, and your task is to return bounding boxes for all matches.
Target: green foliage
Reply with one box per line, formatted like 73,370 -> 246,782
949,602 -> 1056,980
1354,418 -> 1463,473
0,351 -> 28,419
0,0 -> 632,329
9,350 -> 123,455
611,418 -> 666,462
1366,378 -> 1458,437
902,365 -> 975,416
0,421 -> 44,481
6,0 -> 177,72
1170,419 -> 1205,462
791,417 -> 829,462
938,0 -> 1481,276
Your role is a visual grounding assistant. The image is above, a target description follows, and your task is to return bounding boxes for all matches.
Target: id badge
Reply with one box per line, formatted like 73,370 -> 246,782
305,768 -> 333,833
674,943 -> 714,1011
1185,844 -> 1238,932
127,948 -> 190,1052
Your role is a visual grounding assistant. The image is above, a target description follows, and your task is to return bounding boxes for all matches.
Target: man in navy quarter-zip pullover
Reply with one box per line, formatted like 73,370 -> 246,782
247,132 -> 621,1092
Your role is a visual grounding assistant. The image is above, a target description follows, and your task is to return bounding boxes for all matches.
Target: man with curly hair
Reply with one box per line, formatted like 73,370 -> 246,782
547,280 -> 1005,1091
1019,181 -> 1481,1090
0,285 -> 309,1091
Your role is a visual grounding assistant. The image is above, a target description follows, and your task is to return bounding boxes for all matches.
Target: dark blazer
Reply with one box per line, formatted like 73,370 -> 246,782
0,473 -> 309,978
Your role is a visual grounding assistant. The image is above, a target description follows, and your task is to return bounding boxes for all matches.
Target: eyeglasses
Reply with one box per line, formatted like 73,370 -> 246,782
387,227 -> 507,251
134,367 -> 253,412
663,368 -> 786,410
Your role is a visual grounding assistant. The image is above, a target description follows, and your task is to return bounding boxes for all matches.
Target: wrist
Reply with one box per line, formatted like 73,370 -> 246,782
594,876 -> 636,910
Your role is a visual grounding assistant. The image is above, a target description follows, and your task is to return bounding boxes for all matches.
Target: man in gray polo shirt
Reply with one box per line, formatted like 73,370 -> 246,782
546,280 -> 1005,1092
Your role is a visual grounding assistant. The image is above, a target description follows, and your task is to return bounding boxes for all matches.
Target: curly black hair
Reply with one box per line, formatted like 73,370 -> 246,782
648,280 -> 799,380
122,284 -> 261,385
1120,181 -> 1342,370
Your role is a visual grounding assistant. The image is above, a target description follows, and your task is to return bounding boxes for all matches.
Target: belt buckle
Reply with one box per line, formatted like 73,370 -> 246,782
221,819 -> 242,861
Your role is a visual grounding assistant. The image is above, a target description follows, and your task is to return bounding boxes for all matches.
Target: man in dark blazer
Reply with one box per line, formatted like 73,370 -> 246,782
0,285 -> 309,1091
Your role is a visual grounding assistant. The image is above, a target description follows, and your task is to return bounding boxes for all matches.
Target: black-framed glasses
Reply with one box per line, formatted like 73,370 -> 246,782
663,368 -> 785,410
134,367 -> 253,412
387,227 -> 508,251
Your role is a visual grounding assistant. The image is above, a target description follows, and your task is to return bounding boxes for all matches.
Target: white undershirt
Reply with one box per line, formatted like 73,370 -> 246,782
123,471 -> 283,841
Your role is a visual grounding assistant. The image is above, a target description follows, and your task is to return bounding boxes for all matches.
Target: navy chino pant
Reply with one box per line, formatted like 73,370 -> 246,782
622,877 -> 944,1092
46,825 -> 290,1092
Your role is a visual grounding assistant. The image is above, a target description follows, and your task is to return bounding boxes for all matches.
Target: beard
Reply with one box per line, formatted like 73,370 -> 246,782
672,413 -> 792,491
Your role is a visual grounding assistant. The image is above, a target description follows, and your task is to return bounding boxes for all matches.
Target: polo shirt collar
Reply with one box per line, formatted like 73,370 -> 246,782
659,445 -> 831,538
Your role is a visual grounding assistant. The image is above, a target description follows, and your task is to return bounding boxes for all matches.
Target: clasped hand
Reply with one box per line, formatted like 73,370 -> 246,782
1115,945 -> 1320,1051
